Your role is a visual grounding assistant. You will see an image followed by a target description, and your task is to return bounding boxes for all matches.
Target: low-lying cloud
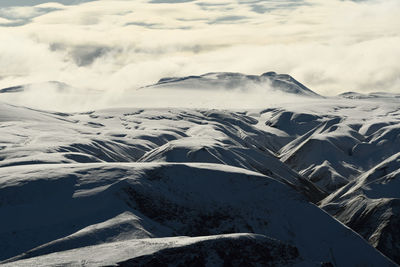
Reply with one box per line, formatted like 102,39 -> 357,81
0,79 -> 319,112
0,0 -> 399,110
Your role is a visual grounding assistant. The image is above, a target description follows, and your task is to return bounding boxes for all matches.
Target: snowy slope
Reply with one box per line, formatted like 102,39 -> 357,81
2,234 -> 302,267
0,104 -> 324,202
0,163 -> 394,266
0,72 -> 400,265
256,98 -> 400,264
320,152 -> 400,264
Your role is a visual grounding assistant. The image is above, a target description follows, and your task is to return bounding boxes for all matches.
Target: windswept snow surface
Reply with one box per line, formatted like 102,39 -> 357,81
0,73 -> 399,266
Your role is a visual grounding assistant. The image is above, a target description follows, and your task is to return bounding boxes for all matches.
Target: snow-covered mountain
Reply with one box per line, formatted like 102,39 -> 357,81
339,91 -> 400,99
147,71 -> 321,97
0,81 -> 73,94
0,72 -> 399,266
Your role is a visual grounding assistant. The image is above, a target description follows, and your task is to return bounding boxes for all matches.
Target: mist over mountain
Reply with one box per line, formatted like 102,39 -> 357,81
0,72 -> 322,112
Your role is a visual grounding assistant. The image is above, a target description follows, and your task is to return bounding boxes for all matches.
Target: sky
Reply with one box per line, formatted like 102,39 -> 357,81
0,0 -> 399,98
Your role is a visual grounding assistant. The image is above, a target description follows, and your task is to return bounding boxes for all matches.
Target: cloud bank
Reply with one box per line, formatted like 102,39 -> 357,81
0,0 -> 398,109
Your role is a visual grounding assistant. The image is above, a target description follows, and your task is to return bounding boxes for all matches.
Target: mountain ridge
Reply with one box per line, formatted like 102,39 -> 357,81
150,71 -> 321,97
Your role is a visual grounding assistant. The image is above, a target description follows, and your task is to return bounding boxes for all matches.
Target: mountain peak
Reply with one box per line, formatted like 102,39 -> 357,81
151,71 -> 321,97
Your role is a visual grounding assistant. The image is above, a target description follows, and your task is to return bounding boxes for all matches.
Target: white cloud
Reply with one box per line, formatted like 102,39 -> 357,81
0,0 -> 398,110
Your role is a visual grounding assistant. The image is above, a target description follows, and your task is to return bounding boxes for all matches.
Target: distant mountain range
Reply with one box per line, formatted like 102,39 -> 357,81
0,81 -> 72,94
0,71 -> 321,97
1,72 -> 397,100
